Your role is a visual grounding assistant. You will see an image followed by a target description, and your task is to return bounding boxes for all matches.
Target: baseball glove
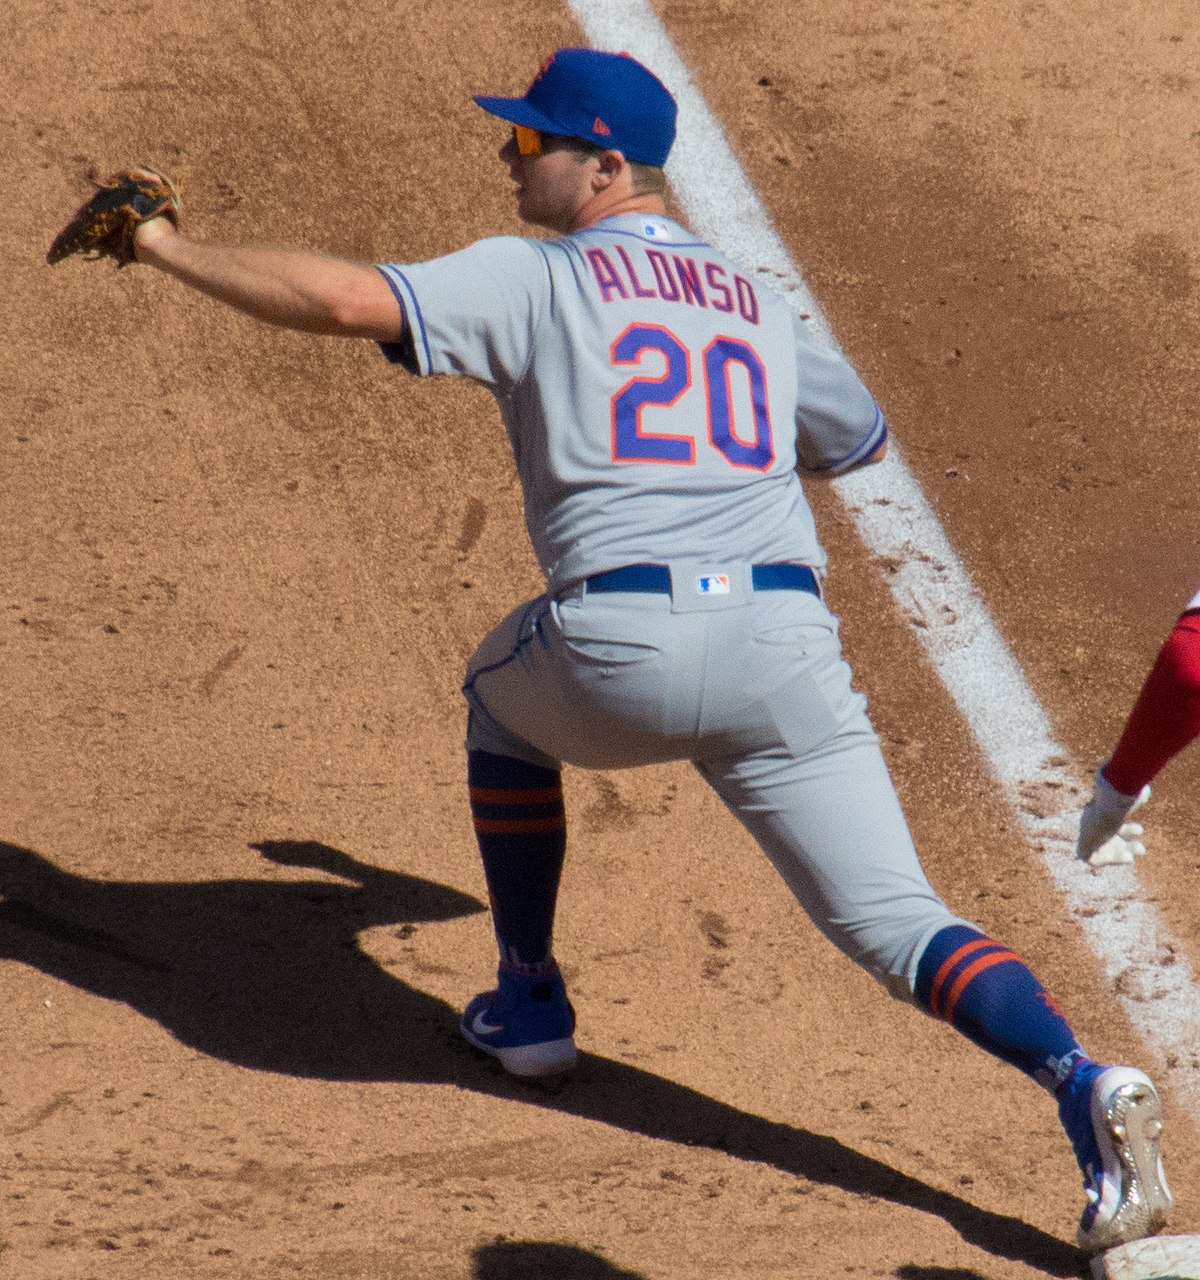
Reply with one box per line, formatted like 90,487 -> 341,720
46,167 -> 181,268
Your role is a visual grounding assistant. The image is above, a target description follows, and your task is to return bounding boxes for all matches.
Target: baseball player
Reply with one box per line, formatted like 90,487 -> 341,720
1078,586 -> 1200,865
49,47 -> 1172,1254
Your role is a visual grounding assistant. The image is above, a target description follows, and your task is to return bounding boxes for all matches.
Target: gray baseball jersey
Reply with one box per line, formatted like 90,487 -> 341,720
378,213 -> 885,592
377,213 -> 965,997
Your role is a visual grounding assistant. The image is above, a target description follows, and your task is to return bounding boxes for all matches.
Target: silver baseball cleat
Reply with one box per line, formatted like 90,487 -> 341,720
1068,1065 -> 1173,1253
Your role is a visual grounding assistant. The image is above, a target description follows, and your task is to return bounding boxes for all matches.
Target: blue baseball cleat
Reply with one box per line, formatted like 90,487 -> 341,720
1057,1061 -> 1173,1253
460,964 -> 577,1078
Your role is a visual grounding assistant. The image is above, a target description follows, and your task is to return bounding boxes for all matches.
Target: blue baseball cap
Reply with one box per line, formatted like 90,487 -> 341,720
474,48 -> 677,167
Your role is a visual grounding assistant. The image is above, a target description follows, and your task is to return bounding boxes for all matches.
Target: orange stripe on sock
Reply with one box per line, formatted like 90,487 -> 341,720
472,816 -> 567,835
941,951 -> 1022,1024
469,786 -> 563,806
929,938 -> 996,1017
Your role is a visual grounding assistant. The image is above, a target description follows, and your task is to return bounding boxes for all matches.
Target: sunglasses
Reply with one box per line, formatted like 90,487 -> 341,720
512,125 -> 545,157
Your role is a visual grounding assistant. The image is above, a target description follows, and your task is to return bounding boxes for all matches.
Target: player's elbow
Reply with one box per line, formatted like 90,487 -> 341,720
325,272 -> 405,342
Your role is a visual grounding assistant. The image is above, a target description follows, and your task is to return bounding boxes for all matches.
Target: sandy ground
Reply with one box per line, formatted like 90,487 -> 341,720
3,1 -> 1199,1276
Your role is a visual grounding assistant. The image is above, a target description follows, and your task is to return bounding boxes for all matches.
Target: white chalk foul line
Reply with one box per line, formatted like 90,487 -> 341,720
568,0 -> 1200,1112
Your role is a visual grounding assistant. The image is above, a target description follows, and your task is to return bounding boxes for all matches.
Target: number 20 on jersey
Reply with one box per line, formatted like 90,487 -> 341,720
610,323 -> 774,471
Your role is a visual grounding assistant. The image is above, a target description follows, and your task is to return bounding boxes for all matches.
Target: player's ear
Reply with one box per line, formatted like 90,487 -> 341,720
592,149 -> 626,189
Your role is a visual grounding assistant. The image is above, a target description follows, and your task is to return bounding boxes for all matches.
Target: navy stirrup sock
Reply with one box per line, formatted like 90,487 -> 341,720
915,924 -> 1087,1089
468,750 -> 566,972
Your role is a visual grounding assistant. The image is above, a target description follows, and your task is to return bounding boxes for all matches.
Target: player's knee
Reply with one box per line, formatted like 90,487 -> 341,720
464,706 -> 558,771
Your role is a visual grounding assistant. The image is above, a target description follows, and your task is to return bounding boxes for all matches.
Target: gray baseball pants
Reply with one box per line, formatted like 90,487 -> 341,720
463,563 -> 969,999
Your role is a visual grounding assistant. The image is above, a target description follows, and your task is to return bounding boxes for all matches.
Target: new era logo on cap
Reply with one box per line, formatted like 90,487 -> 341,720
473,47 -> 678,167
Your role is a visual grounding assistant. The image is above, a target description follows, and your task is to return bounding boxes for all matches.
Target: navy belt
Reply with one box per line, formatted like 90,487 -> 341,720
584,563 -> 819,596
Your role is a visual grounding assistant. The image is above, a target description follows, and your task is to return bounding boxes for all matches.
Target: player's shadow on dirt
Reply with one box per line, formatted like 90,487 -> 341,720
0,838 -> 1084,1277
472,1242 -> 645,1279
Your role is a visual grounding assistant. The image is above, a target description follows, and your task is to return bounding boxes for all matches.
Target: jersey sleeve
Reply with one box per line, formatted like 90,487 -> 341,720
790,312 -> 888,476
375,237 -> 550,389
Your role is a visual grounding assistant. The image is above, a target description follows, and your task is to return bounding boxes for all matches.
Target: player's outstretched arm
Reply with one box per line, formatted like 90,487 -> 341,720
133,217 -> 403,342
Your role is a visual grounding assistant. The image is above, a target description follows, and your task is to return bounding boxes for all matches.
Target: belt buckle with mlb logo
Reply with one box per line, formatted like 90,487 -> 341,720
696,573 -> 730,596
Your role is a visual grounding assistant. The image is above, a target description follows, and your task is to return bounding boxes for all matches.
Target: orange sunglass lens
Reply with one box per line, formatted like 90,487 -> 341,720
513,125 -> 543,157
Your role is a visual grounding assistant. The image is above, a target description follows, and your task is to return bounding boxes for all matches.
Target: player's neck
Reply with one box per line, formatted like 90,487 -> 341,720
569,191 -> 669,233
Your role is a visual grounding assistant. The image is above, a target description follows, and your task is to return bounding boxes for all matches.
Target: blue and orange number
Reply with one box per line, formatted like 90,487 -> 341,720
610,324 -> 773,470
611,324 -> 694,463
704,336 -> 774,470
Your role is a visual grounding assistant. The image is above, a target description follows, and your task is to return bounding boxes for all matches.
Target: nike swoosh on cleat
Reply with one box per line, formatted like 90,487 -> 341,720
471,1009 -> 504,1037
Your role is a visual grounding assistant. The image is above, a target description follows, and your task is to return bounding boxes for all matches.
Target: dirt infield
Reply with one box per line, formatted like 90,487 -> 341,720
4,1 -> 1198,1276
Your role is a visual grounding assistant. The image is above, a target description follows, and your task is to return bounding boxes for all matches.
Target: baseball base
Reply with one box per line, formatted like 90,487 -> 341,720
1092,1235 -> 1200,1280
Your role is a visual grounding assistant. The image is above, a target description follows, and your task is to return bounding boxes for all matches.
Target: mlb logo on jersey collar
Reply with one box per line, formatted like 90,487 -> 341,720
696,574 -> 731,595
